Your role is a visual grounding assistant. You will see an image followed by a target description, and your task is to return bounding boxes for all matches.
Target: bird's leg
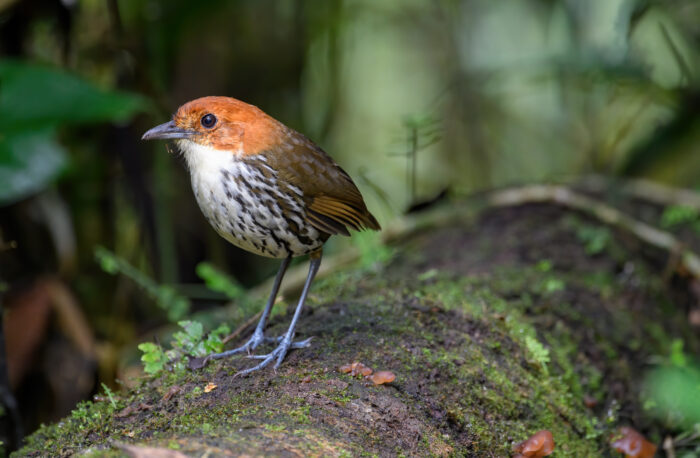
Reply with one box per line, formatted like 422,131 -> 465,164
207,256 -> 291,361
236,250 -> 322,376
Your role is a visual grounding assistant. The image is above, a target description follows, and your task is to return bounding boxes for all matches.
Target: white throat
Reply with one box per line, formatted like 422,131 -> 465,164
176,139 -> 242,174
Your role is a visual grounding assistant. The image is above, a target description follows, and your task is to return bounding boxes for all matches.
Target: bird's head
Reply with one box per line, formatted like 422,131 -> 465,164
142,96 -> 283,166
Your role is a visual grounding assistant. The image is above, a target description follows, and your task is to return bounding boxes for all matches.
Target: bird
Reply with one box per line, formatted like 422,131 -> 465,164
142,96 -> 380,375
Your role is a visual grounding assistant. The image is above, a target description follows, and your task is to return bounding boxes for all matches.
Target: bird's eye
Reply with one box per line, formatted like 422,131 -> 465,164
201,113 -> 217,129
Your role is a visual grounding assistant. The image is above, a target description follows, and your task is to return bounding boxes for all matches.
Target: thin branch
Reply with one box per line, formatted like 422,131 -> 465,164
487,184 -> 700,278
580,175 -> 700,210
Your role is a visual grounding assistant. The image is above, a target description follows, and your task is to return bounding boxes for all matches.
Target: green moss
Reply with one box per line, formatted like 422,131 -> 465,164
18,205 -> 696,457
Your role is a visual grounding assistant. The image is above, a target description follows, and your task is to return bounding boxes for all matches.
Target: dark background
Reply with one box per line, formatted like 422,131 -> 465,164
0,0 -> 698,450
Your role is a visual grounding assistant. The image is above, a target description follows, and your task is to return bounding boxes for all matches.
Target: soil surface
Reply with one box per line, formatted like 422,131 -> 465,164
17,198 -> 700,457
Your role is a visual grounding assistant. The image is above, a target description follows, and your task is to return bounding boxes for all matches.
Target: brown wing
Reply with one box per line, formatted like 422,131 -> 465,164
265,130 -> 380,236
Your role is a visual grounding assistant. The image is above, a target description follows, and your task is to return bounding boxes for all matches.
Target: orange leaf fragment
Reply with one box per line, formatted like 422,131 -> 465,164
610,426 -> 657,458
204,382 -> 217,393
513,430 -> 555,457
368,371 -> 396,385
358,366 -> 373,376
161,385 -> 181,402
339,362 -> 373,377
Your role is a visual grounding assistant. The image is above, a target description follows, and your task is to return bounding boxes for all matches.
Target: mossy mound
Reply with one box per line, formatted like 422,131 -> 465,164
18,203 -> 697,457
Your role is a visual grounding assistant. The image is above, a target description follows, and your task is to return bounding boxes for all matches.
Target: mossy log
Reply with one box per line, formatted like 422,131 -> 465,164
17,189 -> 700,457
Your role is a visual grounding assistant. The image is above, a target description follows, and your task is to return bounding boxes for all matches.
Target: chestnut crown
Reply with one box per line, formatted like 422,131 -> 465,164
142,96 -> 283,155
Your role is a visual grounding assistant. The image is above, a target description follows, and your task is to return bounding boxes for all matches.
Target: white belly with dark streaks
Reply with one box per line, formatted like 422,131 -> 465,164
179,140 -> 324,258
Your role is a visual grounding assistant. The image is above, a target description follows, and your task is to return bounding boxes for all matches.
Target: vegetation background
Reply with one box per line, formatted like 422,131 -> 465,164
0,0 -> 698,454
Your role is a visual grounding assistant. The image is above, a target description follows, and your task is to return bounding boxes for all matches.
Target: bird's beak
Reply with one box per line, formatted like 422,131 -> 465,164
141,121 -> 196,141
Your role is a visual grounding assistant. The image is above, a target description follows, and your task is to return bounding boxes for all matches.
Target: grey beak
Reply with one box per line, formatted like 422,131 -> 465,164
142,121 -> 195,140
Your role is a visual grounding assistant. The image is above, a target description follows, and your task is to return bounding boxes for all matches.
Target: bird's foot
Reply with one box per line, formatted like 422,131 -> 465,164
189,331 -> 273,369
206,330 -> 277,360
235,336 -> 313,377
189,333 -> 311,371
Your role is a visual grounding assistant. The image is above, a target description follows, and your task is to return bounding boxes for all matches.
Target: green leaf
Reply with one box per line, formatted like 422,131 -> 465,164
179,320 -> 203,341
660,205 -> 699,229
94,246 -> 190,322
196,262 -> 246,299
0,129 -> 67,205
645,365 -> 700,428
137,342 -> 159,353
95,247 -> 120,274
204,324 -> 230,353
670,339 -> 688,367
0,60 -> 148,204
137,342 -> 167,375
525,335 -> 550,375
0,59 -> 148,131
351,231 -> 393,268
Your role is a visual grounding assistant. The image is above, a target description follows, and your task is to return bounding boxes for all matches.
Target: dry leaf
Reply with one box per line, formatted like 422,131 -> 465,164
339,362 -> 373,377
610,426 -> 657,458
204,382 -> 217,393
368,371 -> 396,385
513,430 -> 555,457
161,385 -> 181,402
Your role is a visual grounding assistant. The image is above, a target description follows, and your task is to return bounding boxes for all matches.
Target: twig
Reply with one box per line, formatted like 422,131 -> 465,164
487,184 -> 700,279
580,175 -> 700,210
221,312 -> 261,345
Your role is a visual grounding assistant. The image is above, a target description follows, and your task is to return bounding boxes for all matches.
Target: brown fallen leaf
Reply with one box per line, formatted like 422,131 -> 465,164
513,430 -> 555,457
368,371 -> 396,385
610,426 -> 657,458
204,382 -> 217,393
113,442 -> 187,458
339,362 -> 373,377
161,385 -> 181,402
5,279 -> 54,388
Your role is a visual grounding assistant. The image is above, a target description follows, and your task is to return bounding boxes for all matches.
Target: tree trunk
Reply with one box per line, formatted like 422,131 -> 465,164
17,186 -> 700,457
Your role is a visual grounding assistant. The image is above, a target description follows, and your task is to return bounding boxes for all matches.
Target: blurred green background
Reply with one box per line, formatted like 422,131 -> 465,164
0,0 -> 698,448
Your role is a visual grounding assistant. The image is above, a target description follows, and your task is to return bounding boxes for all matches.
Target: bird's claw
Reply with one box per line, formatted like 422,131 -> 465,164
246,337 -> 312,359
235,337 -> 313,376
194,333 -> 311,373
206,330 -> 268,361
245,335 -> 282,355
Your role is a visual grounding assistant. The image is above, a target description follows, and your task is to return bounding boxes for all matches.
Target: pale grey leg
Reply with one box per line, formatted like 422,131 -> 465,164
236,253 -> 321,376
207,256 -> 292,360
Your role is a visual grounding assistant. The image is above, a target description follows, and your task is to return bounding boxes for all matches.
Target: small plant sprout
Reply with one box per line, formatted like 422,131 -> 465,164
100,383 -> 117,409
